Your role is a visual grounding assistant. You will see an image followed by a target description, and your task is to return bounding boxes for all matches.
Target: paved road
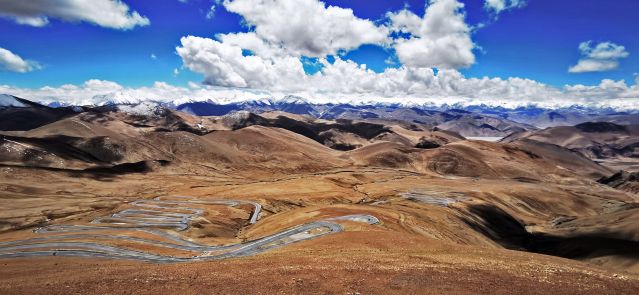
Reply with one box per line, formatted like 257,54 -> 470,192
0,196 -> 377,263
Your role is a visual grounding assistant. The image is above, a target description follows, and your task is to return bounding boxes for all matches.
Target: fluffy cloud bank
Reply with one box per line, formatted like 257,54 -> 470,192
569,41 -> 630,73
177,0 -> 477,91
2,73 -> 638,110
0,0 -> 149,29
0,47 -> 39,73
0,80 -> 269,106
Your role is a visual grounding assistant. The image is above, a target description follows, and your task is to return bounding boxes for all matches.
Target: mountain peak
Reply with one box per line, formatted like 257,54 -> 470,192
278,95 -> 309,104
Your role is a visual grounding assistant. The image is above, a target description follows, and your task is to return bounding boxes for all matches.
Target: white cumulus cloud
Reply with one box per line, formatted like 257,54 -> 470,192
0,47 -> 40,73
177,35 -> 307,90
389,0 -> 475,69
569,59 -> 619,74
579,41 -> 629,59
0,0 -> 150,30
222,0 -> 388,57
569,41 -> 630,73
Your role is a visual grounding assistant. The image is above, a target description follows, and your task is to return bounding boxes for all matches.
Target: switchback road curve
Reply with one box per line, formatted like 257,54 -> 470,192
0,196 -> 379,262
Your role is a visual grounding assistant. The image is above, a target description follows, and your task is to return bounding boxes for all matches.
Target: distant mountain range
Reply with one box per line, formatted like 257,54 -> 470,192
5,93 -> 639,136
457,104 -> 639,128
173,96 -> 639,131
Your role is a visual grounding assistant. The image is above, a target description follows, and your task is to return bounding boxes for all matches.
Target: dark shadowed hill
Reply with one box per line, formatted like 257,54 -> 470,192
176,99 -> 535,137
0,95 -> 79,131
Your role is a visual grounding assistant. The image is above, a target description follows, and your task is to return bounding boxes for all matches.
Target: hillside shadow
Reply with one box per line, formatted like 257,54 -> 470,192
0,160 -> 169,182
460,204 -> 639,261
3,134 -> 123,164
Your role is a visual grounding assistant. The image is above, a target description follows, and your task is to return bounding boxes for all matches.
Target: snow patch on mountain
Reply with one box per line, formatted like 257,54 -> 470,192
116,101 -> 168,117
0,94 -> 26,107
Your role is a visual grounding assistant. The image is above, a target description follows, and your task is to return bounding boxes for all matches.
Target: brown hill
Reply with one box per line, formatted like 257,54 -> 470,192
502,122 -> 639,171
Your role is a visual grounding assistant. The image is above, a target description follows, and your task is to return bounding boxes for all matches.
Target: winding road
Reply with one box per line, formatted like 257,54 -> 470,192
0,196 -> 378,262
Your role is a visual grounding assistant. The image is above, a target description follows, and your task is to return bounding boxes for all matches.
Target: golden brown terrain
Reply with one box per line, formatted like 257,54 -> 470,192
1,104 -> 639,294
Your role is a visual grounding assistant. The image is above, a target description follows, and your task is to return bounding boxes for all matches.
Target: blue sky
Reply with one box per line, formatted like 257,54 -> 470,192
0,0 -> 638,108
465,0 -> 639,86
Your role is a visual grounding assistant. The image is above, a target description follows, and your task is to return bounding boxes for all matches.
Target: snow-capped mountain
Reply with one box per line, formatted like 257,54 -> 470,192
0,94 -> 27,108
443,104 -> 639,128
6,93 -> 639,132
